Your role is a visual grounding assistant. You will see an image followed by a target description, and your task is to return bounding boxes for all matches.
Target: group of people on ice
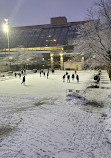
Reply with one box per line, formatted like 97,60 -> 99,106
40,69 -> 54,79
14,69 -> 26,78
40,70 -> 49,79
14,69 -> 26,85
14,68 -> 80,86
63,70 -> 79,83
21,68 -> 54,85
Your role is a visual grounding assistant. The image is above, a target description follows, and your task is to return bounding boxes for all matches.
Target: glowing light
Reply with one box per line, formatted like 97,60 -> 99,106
2,24 -> 9,33
2,19 -> 10,53
2,19 -> 9,33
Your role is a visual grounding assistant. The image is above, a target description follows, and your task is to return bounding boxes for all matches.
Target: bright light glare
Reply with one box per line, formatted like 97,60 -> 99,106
2,24 -> 8,33
2,19 -> 9,33
4,19 -> 8,22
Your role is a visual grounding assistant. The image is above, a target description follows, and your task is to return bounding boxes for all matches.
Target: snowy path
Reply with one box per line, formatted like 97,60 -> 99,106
0,70 -> 111,158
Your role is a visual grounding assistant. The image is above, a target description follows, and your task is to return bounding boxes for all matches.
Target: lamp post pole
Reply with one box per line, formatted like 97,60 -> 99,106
7,24 -> 10,54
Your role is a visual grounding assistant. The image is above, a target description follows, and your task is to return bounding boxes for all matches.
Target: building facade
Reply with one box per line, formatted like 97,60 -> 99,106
0,17 -> 88,71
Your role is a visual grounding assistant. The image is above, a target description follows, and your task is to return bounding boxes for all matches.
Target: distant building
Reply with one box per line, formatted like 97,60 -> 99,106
0,16 -> 90,71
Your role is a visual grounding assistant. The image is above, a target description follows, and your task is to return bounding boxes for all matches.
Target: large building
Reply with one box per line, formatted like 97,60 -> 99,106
0,17 -> 89,71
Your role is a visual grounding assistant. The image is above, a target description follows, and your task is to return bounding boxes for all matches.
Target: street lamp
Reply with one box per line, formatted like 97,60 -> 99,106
2,19 -> 10,54
26,58 -> 30,69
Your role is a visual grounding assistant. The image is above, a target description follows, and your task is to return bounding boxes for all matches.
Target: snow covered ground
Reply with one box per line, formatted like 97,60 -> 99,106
0,70 -> 111,158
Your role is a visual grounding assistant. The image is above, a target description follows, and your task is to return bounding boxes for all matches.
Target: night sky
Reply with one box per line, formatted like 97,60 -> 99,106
0,0 -> 96,27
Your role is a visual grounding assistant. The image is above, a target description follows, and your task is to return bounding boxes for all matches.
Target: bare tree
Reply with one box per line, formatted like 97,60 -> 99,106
76,0 -> 111,79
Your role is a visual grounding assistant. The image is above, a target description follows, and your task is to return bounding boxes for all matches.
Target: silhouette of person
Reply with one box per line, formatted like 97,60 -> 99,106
14,72 -> 17,77
72,74 -> 75,80
63,74 -> 65,82
21,76 -> 25,85
47,72 -> 49,79
67,75 -> 70,82
76,74 -> 79,82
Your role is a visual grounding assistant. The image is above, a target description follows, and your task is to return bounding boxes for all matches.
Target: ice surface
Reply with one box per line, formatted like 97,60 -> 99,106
0,70 -> 111,158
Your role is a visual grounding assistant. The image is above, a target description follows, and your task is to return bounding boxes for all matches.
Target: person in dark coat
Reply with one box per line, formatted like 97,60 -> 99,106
98,69 -> 101,75
63,74 -> 65,82
52,69 -> 54,73
40,71 -> 41,77
66,72 -> 68,75
47,72 -> 49,79
21,70 -> 23,74
97,76 -> 100,83
14,72 -> 17,77
21,76 -> 25,85
44,71 -> 45,77
76,74 -> 79,82
72,74 -> 75,80
67,75 -> 70,83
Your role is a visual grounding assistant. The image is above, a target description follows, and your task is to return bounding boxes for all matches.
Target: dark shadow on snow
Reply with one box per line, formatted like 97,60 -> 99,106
0,125 -> 14,137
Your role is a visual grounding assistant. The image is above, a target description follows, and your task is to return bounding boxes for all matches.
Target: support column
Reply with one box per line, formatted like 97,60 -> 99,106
60,52 -> 64,70
50,53 -> 54,69
81,56 -> 84,69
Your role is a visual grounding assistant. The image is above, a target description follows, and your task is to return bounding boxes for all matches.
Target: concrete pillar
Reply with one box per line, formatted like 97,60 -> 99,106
50,53 -> 54,69
81,56 -> 84,69
60,52 -> 64,70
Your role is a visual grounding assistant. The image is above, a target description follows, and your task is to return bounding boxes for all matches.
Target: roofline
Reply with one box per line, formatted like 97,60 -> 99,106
70,20 -> 94,26
11,24 -> 47,30
11,20 -> 93,30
